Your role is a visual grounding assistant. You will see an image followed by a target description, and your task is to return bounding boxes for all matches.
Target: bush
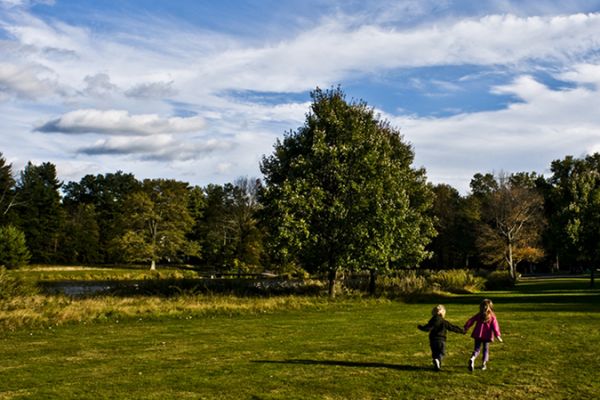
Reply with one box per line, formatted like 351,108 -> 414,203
0,225 -> 31,269
428,269 -> 485,294
379,271 -> 431,298
341,269 -> 485,298
483,270 -> 516,290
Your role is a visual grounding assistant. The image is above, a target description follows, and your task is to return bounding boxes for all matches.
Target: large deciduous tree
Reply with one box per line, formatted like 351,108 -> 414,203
228,177 -> 264,272
544,154 -> 600,285
191,178 -> 264,273
117,179 -> 198,270
474,173 -> 546,280
260,87 -> 435,297
194,183 -> 234,272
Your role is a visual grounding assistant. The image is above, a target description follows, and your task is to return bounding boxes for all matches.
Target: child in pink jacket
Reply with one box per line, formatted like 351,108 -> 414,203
464,298 -> 502,371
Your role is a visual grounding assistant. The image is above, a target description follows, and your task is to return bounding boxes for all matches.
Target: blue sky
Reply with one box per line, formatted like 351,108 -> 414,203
2,1 -> 600,192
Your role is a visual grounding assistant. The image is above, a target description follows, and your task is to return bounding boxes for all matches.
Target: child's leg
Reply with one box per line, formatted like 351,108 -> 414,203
430,339 -> 445,370
468,340 -> 481,371
471,340 -> 482,359
431,339 -> 445,361
481,341 -> 490,364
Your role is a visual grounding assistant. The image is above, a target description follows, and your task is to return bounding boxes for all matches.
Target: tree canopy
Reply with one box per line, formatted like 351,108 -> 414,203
260,87 -> 435,297
117,179 -> 198,270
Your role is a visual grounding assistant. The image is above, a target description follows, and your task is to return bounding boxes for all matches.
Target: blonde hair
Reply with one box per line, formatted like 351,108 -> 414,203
479,299 -> 495,323
432,304 -> 446,318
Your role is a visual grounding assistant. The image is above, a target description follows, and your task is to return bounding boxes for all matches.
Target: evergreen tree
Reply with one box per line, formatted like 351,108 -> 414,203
0,153 -> 18,226
15,162 -> 63,263
0,225 -> 31,268
59,203 -> 101,264
62,171 -> 140,263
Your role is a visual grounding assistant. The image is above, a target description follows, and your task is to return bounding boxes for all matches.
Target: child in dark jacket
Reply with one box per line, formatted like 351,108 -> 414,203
418,304 -> 464,371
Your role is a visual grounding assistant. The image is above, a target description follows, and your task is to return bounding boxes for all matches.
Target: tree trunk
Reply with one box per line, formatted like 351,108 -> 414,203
591,267 -> 595,288
368,268 -> 377,296
507,241 -> 516,280
150,259 -> 156,270
328,268 -> 337,299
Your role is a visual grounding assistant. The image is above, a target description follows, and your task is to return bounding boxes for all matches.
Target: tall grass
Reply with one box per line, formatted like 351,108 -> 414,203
1,266 -> 485,331
0,266 -> 38,300
0,293 -> 390,331
371,269 -> 484,298
16,265 -> 202,282
428,269 -> 485,293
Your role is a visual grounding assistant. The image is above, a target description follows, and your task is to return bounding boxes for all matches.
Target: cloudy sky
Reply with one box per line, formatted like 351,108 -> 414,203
2,0 -> 600,193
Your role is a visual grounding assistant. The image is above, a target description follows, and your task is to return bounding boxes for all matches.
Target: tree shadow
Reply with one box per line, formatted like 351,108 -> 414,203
252,359 -> 430,371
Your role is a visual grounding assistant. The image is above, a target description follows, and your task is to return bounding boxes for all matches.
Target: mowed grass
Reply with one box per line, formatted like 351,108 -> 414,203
1,278 -> 599,399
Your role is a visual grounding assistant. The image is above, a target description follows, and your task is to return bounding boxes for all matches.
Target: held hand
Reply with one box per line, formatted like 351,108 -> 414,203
497,336 -> 503,343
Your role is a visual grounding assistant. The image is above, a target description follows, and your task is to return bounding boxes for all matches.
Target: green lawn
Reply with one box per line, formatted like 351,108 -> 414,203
1,278 -> 599,399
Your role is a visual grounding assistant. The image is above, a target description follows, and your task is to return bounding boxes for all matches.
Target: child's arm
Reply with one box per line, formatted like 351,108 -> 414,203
446,320 -> 466,334
492,316 -> 502,341
417,317 -> 434,332
463,315 -> 477,332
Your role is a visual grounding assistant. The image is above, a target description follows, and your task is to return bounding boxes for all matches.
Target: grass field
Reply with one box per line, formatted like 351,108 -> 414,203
1,278 -> 599,399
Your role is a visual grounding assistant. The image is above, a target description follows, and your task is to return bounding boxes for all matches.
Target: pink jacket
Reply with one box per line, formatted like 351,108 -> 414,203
464,313 -> 501,342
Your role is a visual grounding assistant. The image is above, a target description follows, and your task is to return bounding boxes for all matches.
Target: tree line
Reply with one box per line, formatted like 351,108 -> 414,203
1,88 -> 599,296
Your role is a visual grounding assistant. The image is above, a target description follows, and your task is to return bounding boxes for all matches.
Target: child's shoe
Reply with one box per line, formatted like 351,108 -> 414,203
481,362 -> 487,371
468,357 -> 474,371
433,359 -> 441,371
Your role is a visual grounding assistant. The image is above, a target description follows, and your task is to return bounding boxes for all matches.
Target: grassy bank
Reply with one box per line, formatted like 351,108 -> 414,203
0,278 -> 599,399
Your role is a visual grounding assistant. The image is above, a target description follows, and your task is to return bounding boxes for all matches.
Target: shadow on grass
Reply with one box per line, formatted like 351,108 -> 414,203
252,359 -> 430,371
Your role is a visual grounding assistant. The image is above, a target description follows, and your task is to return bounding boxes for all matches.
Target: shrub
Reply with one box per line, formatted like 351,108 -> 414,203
428,269 -> 485,294
483,270 -> 516,290
379,271 -> 431,298
0,225 -> 31,269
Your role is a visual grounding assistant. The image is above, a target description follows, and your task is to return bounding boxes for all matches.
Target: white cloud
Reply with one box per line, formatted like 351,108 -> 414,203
4,10 -> 600,99
35,109 -> 205,136
185,13 -> 600,92
79,134 -> 236,162
559,63 -> 600,87
0,62 -> 56,99
125,81 -> 176,99
83,73 -> 118,97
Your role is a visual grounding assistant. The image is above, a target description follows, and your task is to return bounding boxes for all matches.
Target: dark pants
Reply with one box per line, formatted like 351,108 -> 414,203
471,340 -> 490,363
430,339 -> 446,361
